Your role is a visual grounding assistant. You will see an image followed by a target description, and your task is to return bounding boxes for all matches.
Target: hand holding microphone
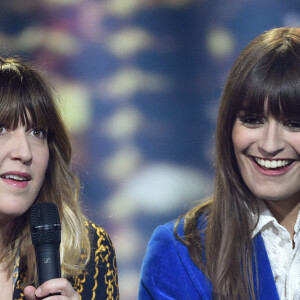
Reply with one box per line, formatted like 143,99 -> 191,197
24,203 -> 79,299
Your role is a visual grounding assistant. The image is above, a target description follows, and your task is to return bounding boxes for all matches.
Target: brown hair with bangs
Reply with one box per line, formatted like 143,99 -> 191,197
0,57 -> 90,286
175,27 -> 300,299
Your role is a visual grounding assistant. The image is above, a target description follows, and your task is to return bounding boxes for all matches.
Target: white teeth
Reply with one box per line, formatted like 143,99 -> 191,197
254,158 -> 290,169
2,175 -> 27,181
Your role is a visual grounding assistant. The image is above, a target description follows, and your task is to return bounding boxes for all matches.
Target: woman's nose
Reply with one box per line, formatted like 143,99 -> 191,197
258,121 -> 285,157
9,130 -> 33,165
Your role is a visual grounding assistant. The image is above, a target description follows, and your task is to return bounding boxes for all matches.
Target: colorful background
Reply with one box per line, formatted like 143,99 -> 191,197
1,1 -> 299,298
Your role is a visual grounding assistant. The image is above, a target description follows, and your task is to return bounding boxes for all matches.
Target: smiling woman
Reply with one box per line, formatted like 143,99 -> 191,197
232,112 -> 300,203
0,57 -> 119,299
139,27 -> 300,300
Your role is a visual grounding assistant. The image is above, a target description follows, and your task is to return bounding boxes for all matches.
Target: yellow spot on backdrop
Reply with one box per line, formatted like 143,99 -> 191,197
56,83 -> 91,132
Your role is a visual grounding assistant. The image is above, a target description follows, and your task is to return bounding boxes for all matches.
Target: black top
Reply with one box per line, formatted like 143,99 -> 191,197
13,220 -> 119,300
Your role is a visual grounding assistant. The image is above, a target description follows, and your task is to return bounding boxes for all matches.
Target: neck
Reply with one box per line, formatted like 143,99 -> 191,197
264,196 -> 300,239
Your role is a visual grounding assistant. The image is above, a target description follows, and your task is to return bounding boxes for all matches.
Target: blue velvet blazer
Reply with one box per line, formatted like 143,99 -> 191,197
139,219 -> 280,299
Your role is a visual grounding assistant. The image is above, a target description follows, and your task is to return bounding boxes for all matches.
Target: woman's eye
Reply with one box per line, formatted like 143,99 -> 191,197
0,125 -> 8,134
284,120 -> 300,130
239,116 -> 263,126
29,128 -> 46,139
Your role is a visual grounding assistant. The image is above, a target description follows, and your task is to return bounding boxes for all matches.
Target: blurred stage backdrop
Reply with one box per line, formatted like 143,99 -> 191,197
1,0 -> 299,298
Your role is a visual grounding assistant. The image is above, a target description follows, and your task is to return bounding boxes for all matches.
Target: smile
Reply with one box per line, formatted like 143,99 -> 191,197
0,173 -> 31,182
254,157 -> 293,169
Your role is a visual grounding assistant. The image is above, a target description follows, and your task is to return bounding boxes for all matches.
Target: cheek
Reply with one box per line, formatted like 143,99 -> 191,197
292,135 -> 300,153
232,125 -> 257,155
43,151 -> 50,175
232,126 -> 253,174
232,125 -> 245,154
37,147 -> 50,176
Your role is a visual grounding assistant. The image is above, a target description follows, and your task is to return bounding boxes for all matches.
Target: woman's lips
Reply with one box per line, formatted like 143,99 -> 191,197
254,157 -> 293,169
0,172 -> 31,188
250,156 -> 295,175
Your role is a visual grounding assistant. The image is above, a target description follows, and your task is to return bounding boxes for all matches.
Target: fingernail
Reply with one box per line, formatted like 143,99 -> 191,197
36,288 -> 42,296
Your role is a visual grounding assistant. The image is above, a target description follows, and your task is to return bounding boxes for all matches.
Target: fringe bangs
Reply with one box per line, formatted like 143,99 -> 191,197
0,60 -> 53,136
234,48 -> 300,118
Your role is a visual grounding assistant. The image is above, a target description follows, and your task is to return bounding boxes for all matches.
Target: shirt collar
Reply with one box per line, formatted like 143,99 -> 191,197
294,209 -> 300,240
250,200 -> 300,238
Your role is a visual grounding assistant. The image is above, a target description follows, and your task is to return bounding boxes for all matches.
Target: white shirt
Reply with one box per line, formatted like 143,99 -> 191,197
251,202 -> 300,300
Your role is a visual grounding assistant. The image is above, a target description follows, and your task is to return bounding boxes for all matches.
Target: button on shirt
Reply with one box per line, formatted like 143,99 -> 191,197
251,202 -> 300,300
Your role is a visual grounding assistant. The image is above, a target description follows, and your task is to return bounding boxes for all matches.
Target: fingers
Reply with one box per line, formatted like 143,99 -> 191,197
25,278 -> 80,300
24,286 -> 38,300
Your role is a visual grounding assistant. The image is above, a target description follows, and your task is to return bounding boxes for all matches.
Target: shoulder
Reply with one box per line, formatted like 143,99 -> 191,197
84,220 -> 118,274
73,220 -> 119,299
150,219 -> 181,243
84,219 -> 115,250
139,218 -> 212,299
142,219 -> 185,263
140,218 -> 184,272
147,215 -> 206,248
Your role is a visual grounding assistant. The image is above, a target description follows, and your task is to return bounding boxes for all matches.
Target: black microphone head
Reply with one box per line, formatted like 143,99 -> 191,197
30,203 -> 61,245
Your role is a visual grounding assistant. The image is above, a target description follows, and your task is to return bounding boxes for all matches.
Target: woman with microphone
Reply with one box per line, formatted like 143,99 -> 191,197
0,57 -> 119,299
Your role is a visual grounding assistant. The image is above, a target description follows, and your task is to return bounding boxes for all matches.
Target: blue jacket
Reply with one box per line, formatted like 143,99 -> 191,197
139,219 -> 279,299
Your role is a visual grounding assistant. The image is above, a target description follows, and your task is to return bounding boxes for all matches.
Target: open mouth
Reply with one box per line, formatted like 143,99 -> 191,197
253,157 -> 294,170
0,174 -> 30,182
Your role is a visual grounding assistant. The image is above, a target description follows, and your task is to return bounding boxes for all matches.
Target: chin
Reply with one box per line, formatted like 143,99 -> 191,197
258,193 -> 296,202
0,204 -> 31,219
261,196 -> 284,202
251,186 -> 296,201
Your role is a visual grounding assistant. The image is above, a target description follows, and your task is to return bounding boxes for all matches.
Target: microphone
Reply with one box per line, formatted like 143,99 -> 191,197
30,203 -> 61,285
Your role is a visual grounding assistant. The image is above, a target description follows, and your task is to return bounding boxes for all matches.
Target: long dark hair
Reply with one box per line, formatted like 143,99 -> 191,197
176,27 -> 300,299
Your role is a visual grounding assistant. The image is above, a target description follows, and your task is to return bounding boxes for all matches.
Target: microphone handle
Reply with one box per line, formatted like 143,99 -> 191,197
34,243 -> 61,285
